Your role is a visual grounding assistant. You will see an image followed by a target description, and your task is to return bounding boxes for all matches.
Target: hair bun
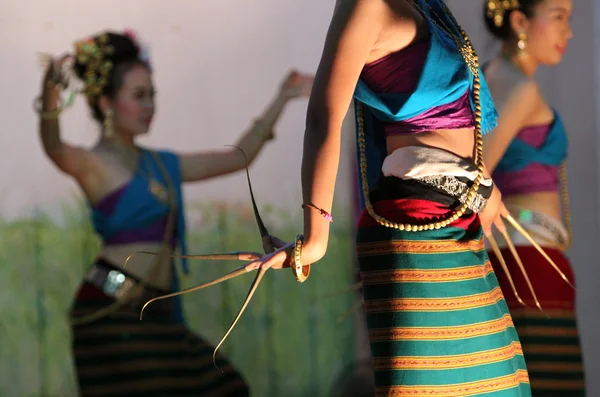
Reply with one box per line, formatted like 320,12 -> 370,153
72,31 -> 140,81
67,30 -> 151,123
483,0 -> 541,40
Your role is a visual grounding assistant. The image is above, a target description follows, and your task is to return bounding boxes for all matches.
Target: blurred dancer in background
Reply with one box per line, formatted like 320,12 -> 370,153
35,30 -> 312,396
482,0 -> 585,395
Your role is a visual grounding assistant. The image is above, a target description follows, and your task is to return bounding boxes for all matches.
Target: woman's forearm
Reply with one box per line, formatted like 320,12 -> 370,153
259,93 -> 288,131
178,91 -> 296,181
39,74 -> 63,155
229,94 -> 288,167
300,117 -> 342,264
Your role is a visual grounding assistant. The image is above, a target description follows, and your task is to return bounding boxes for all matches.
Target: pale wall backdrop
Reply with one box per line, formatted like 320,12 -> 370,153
0,0 -> 355,220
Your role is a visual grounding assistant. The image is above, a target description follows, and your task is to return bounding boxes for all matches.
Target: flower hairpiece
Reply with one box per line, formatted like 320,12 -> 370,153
123,28 -> 137,41
486,0 -> 520,27
74,33 -> 114,103
124,28 -> 152,69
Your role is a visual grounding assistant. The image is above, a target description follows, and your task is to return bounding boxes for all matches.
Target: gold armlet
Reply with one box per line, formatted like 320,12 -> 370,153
251,119 -> 274,141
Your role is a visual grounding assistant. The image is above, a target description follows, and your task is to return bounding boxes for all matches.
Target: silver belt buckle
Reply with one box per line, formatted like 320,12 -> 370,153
104,270 -> 126,295
85,265 -> 136,299
106,270 -> 136,299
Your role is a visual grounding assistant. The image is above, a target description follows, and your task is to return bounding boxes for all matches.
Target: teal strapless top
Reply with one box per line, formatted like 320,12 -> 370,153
90,149 -> 189,323
496,109 -> 568,173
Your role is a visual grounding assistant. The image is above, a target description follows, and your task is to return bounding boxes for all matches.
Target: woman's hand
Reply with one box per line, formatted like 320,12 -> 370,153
245,234 -> 324,271
479,186 -> 508,237
278,70 -> 314,100
41,53 -> 72,89
245,241 -> 293,271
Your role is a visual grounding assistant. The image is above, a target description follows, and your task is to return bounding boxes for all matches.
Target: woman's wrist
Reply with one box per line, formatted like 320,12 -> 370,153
491,182 -> 501,199
276,85 -> 293,102
250,118 -> 274,141
300,237 -> 327,264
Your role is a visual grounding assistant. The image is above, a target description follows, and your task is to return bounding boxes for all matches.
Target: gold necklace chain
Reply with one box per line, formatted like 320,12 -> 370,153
398,2 -> 573,244
559,163 -> 572,250
356,1 -> 485,231
411,0 -> 479,75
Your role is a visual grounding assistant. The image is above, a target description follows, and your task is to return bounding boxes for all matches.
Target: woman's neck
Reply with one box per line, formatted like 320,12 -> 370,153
98,134 -> 139,155
500,42 -> 538,77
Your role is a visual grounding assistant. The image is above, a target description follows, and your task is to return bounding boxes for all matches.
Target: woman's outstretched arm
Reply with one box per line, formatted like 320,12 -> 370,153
178,70 -> 313,182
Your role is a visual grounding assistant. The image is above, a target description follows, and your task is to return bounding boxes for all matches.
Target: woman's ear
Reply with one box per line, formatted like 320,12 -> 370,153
97,95 -> 113,117
508,9 -> 531,38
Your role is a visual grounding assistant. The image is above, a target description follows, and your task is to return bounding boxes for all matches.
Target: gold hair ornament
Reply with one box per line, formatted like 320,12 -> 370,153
74,34 -> 114,103
34,34 -> 114,119
487,0 -> 521,27
35,30 -> 151,120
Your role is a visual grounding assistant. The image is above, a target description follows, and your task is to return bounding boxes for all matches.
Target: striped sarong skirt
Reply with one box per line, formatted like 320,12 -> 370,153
489,245 -> 586,396
70,282 -> 249,397
356,178 -> 531,396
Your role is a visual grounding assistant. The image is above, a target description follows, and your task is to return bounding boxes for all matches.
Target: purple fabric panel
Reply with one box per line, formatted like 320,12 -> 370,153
360,38 -> 474,134
383,90 -> 474,134
494,163 -> 559,196
93,184 -> 129,214
103,217 -> 177,247
514,124 -> 551,147
361,39 -> 429,94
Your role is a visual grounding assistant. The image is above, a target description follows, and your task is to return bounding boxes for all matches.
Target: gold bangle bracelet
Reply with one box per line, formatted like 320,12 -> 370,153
291,234 -> 310,283
41,109 -> 62,120
33,96 -> 63,120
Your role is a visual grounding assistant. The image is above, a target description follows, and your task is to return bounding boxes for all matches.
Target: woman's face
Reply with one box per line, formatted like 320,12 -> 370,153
521,0 -> 573,65
111,64 -> 156,136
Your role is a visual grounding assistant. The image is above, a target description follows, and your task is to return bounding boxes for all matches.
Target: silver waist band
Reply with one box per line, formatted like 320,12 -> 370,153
498,206 -> 569,250
414,175 -> 488,214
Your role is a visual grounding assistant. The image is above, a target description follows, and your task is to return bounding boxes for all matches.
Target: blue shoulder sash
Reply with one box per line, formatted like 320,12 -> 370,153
91,149 -> 189,323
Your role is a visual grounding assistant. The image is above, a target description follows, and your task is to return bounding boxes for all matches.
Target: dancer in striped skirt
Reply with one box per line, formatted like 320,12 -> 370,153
482,0 -> 585,394
35,30 -> 312,396
356,175 -> 529,396
246,0 -> 532,395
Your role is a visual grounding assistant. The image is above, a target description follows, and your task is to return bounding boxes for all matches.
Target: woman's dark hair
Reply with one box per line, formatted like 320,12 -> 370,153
73,31 -> 149,122
484,0 -> 544,40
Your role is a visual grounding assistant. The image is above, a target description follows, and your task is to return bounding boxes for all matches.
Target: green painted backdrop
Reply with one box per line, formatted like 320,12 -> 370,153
0,198 -> 358,397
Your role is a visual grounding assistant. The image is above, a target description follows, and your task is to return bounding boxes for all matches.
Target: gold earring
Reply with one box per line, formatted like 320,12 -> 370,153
104,109 -> 114,138
517,32 -> 527,51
